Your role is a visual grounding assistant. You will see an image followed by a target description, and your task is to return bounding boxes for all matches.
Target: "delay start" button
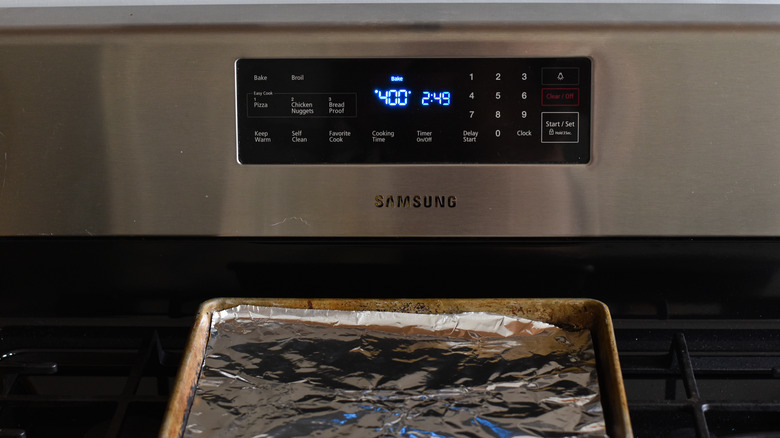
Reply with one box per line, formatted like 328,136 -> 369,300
541,112 -> 579,143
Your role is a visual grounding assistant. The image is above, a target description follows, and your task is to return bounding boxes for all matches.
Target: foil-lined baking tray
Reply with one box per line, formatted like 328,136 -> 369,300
161,298 -> 632,438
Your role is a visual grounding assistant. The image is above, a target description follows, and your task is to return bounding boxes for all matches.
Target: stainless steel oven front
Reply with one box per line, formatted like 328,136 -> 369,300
3,3 -> 780,238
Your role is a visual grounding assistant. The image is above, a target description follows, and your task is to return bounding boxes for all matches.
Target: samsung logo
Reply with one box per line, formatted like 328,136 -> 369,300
375,195 -> 457,208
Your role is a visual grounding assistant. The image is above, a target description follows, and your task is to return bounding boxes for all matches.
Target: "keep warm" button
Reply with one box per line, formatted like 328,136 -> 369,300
541,112 -> 579,143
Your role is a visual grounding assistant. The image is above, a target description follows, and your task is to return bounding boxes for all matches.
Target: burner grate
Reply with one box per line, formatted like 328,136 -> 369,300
0,323 -> 189,438
617,321 -> 780,437
1,318 -> 779,437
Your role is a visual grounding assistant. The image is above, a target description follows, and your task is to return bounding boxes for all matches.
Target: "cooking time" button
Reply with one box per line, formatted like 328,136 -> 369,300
541,112 -> 579,143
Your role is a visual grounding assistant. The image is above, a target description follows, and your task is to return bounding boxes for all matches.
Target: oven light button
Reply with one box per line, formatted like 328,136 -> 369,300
541,67 -> 580,85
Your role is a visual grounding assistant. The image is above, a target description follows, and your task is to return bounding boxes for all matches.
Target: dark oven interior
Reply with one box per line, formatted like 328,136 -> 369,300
1,238 -> 779,437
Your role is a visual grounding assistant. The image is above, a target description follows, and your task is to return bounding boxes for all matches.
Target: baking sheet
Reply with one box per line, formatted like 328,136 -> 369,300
161,298 -> 632,438
186,306 -> 605,437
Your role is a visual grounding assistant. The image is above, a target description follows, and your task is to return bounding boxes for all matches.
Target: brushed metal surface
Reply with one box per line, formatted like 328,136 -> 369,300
5,3 -> 780,27
1,15 -> 780,236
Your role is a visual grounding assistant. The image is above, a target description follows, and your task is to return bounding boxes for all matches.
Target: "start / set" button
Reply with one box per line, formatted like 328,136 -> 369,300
541,112 -> 580,143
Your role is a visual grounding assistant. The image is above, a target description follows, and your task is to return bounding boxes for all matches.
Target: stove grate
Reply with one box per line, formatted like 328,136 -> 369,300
0,323 -> 188,438
618,322 -> 780,438
1,319 -> 779,437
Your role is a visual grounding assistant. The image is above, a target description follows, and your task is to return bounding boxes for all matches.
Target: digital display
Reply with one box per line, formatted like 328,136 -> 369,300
373,89 -> 451,107
235,58 -> 591,164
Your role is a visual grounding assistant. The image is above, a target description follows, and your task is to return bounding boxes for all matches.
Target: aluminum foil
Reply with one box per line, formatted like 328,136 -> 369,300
183,305 -> 606,437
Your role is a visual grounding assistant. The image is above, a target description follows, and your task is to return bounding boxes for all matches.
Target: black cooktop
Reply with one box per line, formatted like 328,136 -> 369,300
0,239 -> 779,437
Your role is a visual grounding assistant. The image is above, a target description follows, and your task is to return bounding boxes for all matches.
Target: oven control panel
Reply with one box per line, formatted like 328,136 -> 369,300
235,58 -> 591,164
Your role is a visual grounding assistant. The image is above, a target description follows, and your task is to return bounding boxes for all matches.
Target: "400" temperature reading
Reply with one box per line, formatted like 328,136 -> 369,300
374,89 -> 411,106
